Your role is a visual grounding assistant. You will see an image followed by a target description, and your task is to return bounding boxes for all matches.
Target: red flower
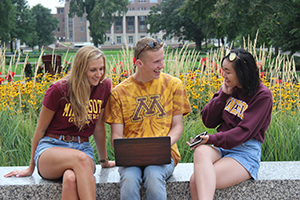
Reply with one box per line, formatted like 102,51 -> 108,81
5,71 -> 15,82
276,79 -> 282,84
133,57 -> 136,64
200,57 -> 207,65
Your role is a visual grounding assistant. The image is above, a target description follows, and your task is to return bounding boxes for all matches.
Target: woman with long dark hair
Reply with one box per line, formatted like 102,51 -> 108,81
188,48 -> 273,200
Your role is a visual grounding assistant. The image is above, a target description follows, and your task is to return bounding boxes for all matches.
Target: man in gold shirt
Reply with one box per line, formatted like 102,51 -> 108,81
104,37 -> 191,200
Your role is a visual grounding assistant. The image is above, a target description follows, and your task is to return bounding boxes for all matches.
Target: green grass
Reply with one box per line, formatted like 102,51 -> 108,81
1,109 -> 299,166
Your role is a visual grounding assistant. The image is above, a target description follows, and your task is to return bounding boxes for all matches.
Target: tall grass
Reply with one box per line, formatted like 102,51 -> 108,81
1,39 -> 299,166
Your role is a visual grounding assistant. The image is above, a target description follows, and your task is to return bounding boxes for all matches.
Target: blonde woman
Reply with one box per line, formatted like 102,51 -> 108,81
5,46 -> 115,199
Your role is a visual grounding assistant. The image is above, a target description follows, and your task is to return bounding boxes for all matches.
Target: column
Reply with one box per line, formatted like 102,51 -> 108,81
111,18 -> 115,44
134,15 -> 139,44
123,15 -> 126,45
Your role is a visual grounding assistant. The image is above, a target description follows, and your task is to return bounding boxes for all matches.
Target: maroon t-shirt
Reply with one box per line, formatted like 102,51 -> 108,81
43,78 -> 111,137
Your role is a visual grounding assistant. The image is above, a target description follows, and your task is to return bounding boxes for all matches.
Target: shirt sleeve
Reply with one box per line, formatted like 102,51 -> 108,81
42,83 -> 62,112
201,88 -> 231,128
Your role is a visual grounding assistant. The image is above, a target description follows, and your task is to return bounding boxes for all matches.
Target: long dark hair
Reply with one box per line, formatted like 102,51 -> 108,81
222,48 -> 260,96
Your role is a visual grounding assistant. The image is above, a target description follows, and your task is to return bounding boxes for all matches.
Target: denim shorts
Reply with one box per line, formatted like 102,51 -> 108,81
217,139 -> 261,180
34,136 -> 95,171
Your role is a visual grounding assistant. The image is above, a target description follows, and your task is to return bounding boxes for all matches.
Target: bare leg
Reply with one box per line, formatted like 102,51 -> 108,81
38,147 -> 96,200
193,145 -> 221,200
192,145 -> 252,200
214,157 -> 251,189
61,169 -> 79,200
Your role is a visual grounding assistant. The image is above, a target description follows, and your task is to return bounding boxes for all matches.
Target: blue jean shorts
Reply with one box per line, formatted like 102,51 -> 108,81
217,139 -> 261,180
34,136 -> 95,171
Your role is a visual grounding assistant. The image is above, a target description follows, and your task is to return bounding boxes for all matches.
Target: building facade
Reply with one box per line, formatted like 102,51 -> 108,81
53,0 -> 179,46
53,2 -> 90,44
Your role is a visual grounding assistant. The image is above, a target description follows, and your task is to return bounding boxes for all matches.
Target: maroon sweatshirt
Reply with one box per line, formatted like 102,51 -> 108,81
201,82 -> 273,149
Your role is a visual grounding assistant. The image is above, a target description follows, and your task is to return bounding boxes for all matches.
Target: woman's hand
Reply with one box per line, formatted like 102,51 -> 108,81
222,80 -> 235,95
100,160 -> 116,168
186,134 -> 209,150
4,166 -> 34,178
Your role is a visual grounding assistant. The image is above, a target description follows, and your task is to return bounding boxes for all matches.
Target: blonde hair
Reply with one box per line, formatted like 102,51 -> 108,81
134,37 -> 163,61
65,46 -> 106,130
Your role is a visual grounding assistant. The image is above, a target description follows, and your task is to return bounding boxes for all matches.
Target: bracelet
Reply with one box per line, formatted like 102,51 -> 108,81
98,158 -> 108,164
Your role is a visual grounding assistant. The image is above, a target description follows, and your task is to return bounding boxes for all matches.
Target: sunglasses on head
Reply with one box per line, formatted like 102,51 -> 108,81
136,38 -> 163,59
228,52 -> 240,61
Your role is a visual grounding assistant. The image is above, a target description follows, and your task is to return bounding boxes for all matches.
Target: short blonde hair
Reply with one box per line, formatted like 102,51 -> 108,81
134,37 -> 163,60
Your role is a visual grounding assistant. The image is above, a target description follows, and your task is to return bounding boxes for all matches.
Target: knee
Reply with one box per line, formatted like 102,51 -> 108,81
63,170 -> 77,189
74,151 -> 93,170
143,168 -> 164,188
119,169 -> 141,187
193,145 -> 210,162
144,167 -> 163,182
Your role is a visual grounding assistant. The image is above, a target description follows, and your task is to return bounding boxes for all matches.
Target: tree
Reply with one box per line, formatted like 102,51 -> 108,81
0,0 -> 15,45
147,0 -> 185,43
9,0 -> 35,52
147,0 -> 216,50
67,0 -> 130,47
270,0 -> 300,55
212,0 -> 268,47
28,4 -> 59,52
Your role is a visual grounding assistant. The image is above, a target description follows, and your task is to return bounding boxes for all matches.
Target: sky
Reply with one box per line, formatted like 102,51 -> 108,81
26,0 -> 64,14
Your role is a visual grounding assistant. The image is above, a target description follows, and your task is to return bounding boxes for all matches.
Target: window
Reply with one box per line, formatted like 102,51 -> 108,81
115,18 -> 122,32
81,26 -> 83,32
139,16 -> 146,31
81,17 -> 83,22
57,27 -> 60,32
138,0 -> 146,2
68,18 -> 73,42
58,8 -> 64,14
63,27 -> 65,32
117,36 -> 122,44
129,0 -> 134,2
127,17 -> 134,31
150,0 -> 157,2
138,7 -> 146,10
129,7 -> 135,11
129,36 -> 133,44
81,37 -> 84,42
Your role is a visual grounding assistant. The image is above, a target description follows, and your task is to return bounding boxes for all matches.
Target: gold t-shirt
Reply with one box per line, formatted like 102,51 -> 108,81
104,73 -> 191,166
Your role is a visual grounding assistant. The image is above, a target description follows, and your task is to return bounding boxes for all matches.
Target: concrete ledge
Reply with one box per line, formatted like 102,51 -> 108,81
1,161 -> 300,199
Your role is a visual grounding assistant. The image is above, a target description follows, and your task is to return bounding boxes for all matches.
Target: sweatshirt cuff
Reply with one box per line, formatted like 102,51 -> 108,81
218,90 -> 231,101
207,134 -> 217,145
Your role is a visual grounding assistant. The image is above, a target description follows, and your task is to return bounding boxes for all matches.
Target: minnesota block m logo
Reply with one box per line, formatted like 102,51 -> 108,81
131,95 -> 167,122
